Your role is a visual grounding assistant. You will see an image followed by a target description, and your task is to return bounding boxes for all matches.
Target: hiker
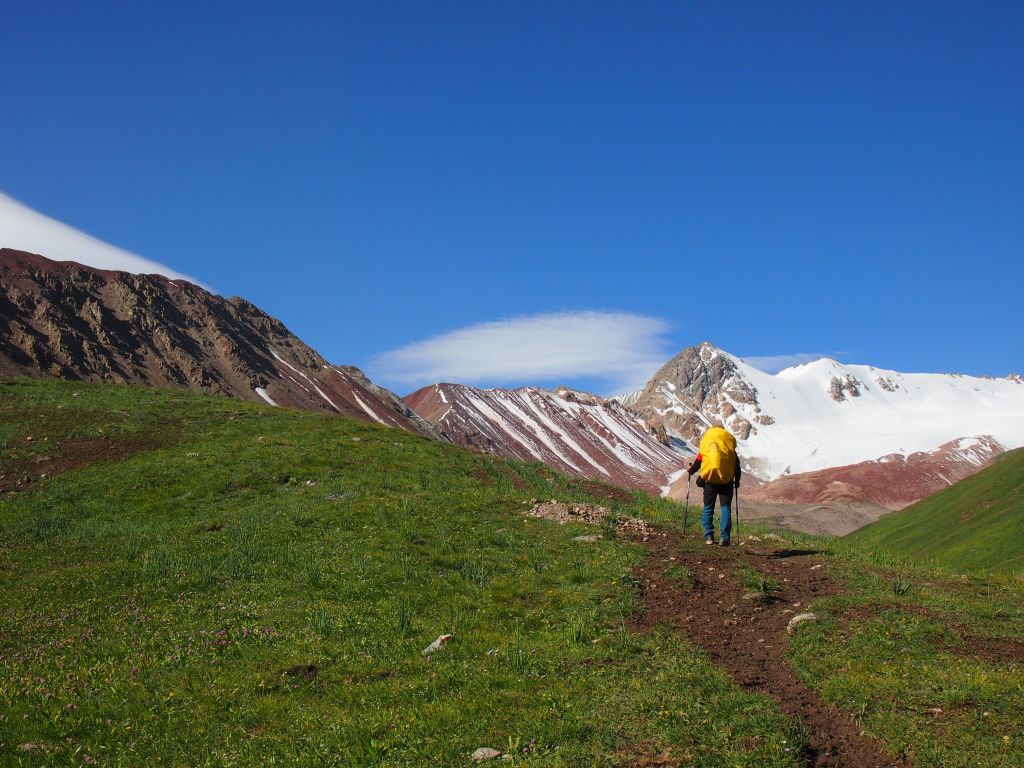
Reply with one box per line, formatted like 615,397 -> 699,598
685,426 -> 741,546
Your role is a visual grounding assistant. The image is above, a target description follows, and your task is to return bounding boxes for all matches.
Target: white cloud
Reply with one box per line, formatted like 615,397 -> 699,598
371,310 -> 673,395
0,190 -> 208,288
741,352 -> 834,373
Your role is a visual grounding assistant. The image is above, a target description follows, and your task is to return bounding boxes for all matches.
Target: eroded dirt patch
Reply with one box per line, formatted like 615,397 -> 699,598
628,528 -> 907,768
943,634 -> 1024,665
615,740 -> 687,767
0,436 -> 159,495
841,604 -> 1024,667
574,477 -> 634,503
282,663 -> 318,681
499,464 -> 529,490
473,466 -> 495,486
526,501 -> 653,538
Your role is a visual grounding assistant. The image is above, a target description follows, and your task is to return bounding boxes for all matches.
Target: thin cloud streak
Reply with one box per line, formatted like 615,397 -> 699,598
371,310 -> 673,395
0,191 -> 209,289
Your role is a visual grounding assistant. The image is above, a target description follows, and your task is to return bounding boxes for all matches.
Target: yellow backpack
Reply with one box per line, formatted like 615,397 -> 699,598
699,427 -> 737,485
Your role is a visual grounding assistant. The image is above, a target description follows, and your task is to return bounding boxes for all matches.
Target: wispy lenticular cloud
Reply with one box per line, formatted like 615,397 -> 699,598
0,191 -> 208,288
371,310 -> 673,395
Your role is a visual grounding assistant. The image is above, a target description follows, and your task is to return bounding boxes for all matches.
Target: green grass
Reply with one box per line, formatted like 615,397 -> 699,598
846,448 -> 1024,575
772,519 -> 1024,767
3,378 -> 1022,767
785,565 -> 1024,767
0,379 -> 801,767
739,567 -> 782,600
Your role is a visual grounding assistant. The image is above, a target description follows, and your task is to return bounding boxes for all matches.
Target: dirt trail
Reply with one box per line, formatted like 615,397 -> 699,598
628,528 -> 908,768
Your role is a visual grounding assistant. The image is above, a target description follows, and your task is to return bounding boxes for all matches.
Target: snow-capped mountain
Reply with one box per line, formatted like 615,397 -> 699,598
0,249 -> 440,438
636,342 -> 1024,481
404,383 -> 688,493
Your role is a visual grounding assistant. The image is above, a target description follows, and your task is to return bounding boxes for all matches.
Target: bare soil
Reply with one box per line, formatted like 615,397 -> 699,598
525,502 -> 654,539
627,527 -> 908,768
838,604 -> 1024,667
0,435 -> 158,496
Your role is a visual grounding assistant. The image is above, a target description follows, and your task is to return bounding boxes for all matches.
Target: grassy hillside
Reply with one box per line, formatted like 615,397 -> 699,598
846,448 -> 1024,575
2,378 -> 1022,767
0,378 -> 799,767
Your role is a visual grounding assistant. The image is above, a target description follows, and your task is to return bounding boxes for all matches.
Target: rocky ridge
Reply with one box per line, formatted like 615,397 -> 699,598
403,382 -> 688,494
632,342 -> 772,445
0,249 -> 440,439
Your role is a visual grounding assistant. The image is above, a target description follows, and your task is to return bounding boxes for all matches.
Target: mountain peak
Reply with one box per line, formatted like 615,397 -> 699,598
633,342 -> 765,446
0,248 -> 440,439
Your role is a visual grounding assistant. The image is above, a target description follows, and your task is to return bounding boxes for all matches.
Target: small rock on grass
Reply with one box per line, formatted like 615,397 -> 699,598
422,634 -> 454,655
786,612 -> 817,633
573,534 -> 602,543
472,747 -> 503,761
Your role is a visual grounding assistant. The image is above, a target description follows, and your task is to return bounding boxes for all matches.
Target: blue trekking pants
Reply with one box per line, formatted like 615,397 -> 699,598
701,482 -> 734,541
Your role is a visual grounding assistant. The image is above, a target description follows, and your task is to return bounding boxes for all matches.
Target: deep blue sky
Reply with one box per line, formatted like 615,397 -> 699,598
3,2 -> 1022,393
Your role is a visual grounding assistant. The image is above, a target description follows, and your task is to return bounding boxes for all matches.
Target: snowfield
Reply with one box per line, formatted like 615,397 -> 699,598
707,351 -> 1024,479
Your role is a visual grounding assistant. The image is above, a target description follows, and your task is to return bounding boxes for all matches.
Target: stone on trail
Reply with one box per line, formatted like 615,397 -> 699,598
787,612 -> 818,633
472,747 -> 503,761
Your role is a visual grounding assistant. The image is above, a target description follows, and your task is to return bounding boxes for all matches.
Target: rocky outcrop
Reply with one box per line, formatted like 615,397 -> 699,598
0,249 -> 440,439
404,383 -> 688,493
828,374 -> 864,401
632,342 -> 767,444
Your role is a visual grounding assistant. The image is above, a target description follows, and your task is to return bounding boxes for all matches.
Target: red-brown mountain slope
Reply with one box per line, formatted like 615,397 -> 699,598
405,383 -> 688,493
0,248 -> 440,438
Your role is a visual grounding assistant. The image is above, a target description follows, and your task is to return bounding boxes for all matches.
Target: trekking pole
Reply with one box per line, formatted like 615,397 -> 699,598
735,485 -> 740,539
683,473 -> 691,532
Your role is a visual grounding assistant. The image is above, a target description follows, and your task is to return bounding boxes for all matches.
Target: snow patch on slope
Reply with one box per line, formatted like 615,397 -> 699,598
720,350 -> 1024,479
353,393 -> 388,425
406,383 -> 688,493
254,387 -> 278,406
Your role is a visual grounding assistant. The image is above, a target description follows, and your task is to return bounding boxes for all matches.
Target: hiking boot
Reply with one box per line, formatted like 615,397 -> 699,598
705,535 -> 715,545
719,539 -> 731,547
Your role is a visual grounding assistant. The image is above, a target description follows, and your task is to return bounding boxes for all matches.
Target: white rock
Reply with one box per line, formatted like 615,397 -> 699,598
787,612 -> 818,633
573,534 -> 602,543
421,633 -> 454,655
472,747 -> 503,761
